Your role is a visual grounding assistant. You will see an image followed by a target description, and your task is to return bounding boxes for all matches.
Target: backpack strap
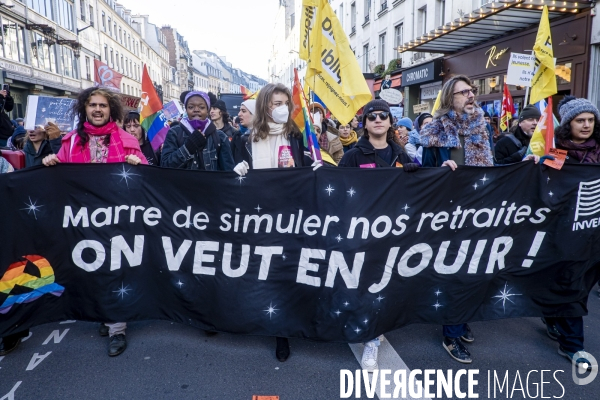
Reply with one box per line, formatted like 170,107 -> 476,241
505,133 -> 523,149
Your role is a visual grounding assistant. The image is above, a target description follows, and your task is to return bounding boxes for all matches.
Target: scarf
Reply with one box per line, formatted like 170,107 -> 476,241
408,129 -> 421,146
556,138 -> 600,164
251,122 -> 291,169
339,130 -> 358,147
318,130 -> 329,150
69,121 -> 126,163
420,108 -> 493,167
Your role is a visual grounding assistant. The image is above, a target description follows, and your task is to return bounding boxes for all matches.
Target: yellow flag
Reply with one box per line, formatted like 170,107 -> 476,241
300,0 -> 371,124
530,6 -> 557,104
299,0 -> 319,61
431,90 -> 442,114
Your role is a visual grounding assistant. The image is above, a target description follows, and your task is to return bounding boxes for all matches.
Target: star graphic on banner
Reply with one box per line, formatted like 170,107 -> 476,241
176,280 -> 184,288
547,177 -> 551,184
432,301 -> 443,310
492,282 -> 522,313
435,289 -> 442,296
549,191 -> 554,197
480,174 -> 489,184
354,327 -> 361,334
334,309 -> 341,317
113,283 -> 131,300
236,175 -> 246,185
402,204 -> 410,212
264,302 -> 278,319
112,165 -> 140,188
343,301 -> 349,307
255,205 -> 262,213
376,295 -> 385,302
363,318 -> 369,325
473,183 -> 479,190
21,197 -> 44,220
450,200 -> 453,203
347,187 -> 356,197
282,254 -> 287,261
325,185 -> 335,196
335,235 -> 343,242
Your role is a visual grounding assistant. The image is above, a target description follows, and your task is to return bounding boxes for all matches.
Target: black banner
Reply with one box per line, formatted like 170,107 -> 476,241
1,163 -> 599,341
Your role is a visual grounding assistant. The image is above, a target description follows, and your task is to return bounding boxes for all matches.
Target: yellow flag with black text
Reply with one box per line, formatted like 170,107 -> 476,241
530,6 -> 557,104
299,0 -> 371,124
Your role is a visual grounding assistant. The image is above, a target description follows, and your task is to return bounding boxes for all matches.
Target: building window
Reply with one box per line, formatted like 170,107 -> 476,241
290,13 -> 295,29
56,0 -> 75,32
363,43 -> 369,72
119,27 -> 122,43
30,31 -> 57,73
89,5 -> 94,26
437,0 -> 445,26
110,48 -> 113,66
0,17 -> 26,63
363,0 -> 370,20
85,56 -> 91,80
113,23 -> 117,38
108,17 -> 112,35
80,0 -> 86,21
102,11 -> 105,31
351,2 -> 356,30
418,6 -> 427,36
103,44 -> 108,62
120,55 -> 124,73
27,0 -> 53,19
394,23 -> 403,49
378,33 -> 386,65
61,46 -> 76,78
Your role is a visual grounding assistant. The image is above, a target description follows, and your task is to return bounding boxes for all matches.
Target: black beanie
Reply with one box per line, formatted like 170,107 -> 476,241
362,99 -> 391,124
213,100 -> 227,114
519,105 -> 541,122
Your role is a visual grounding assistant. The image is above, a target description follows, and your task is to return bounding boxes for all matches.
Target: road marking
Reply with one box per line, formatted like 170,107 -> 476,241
26,352 -> 52,371
348,337 -> 430,399
0,381 -> 21,400
59,320 -> 77,324
42,329 -> 70,345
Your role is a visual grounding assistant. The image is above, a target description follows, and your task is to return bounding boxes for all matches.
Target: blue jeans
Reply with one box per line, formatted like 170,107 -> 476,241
443,324 -> 467,338
545,316 -> 583,353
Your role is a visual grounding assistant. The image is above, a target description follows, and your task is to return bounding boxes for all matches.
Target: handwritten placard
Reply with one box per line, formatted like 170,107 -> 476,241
25,95 -> 77,132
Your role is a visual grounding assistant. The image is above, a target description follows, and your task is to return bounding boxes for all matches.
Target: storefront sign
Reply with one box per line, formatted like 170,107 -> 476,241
0,59 -> 32,77
33,69 -> 63,84
506,53 -> 536,87
403,61 -> 439,86
413,103 -> 430,113
379,88 -> 403,105
485,46 -> 510,68
420,82 -> 442,100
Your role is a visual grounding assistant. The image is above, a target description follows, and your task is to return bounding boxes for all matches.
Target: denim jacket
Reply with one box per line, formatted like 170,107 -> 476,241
160,123 -> 234,171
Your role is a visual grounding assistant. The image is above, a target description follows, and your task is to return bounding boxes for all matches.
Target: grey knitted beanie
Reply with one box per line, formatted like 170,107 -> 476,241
558,96 -> 600,127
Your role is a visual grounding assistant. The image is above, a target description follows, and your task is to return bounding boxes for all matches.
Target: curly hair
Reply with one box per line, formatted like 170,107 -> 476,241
72,87 -> 124,147
252,83 -> 300,142
555,116 -> 600,143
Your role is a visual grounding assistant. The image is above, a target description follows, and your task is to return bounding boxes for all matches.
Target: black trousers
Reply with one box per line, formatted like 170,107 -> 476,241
1,329 -> 29,344
545,316 -> 584,353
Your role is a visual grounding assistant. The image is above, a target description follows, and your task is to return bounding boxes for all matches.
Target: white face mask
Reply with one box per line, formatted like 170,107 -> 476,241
271,105 -> 289,124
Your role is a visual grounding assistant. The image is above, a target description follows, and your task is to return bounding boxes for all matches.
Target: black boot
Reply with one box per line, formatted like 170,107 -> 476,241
275,337 -> 290,362
108,334 -> 127,357
0,330 -> 28,356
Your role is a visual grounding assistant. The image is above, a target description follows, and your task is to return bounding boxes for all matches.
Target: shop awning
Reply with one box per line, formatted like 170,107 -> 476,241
397,0 -> 593,54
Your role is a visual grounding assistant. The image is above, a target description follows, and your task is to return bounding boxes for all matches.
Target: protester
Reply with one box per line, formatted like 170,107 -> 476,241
351,115 -> 363,137
316,123 -> 343,164
419,75 -> 494,364
338,99 -> 423,371
231,99 -> 255,164
160,91 -> 234,171
233,83 -> 314,361
0,151 -> 14,173
232,116 -> 241,130
209,94 -> 238,140
336,121 -> 358,152
23,124 -> 62,168
7,121 -> 26,150
123,111 -> 160,166
396,117 -> 412,148
41,87 -> 146,357
494,105 -> 540,164
543,96 -> 600,371
0,89 -> 14,147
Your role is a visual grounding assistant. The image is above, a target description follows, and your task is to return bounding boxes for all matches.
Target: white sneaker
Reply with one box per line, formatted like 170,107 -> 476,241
361,342 -> 379,371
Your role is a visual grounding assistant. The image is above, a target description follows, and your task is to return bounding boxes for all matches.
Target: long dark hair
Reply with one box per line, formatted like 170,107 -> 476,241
362,114 -> 402,146
72,87 -> 123,147
123,111 -> 147,143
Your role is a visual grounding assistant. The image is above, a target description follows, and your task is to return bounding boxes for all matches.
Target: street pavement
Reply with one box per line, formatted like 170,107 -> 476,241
1,289 -> 599,400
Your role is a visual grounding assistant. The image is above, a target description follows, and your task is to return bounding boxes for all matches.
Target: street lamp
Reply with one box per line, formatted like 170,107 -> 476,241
0,0 -> 14,8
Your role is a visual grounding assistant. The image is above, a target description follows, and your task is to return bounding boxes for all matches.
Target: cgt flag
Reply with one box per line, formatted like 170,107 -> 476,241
140,65 -> 168,150
93,59 -> 123,91
530,6 -> 557,104
500,84 -> 515,131
300,0 -> 371,124
528,97 -> 554,156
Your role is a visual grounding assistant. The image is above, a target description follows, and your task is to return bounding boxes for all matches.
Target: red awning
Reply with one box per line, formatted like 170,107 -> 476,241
374,75 -> 402,92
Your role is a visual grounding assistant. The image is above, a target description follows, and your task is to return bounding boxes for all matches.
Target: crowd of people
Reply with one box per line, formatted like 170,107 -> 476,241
0,75 -> 599,373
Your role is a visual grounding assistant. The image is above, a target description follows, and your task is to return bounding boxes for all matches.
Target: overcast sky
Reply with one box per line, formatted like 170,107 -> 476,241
118,0 -> 280,80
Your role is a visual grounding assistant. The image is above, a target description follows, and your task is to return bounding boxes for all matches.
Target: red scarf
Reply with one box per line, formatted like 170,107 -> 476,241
69,121 -> 127,163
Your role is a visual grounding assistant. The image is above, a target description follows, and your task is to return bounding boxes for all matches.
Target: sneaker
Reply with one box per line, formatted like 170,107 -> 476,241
361,342 -> 379,371
558,347 -> 596,372
0,336 -> 21,356
443,337 -> 472,364
275,337 -> 290,362
108,334 -> 127,357
99,323 -> 109,337
541,318 -> 560,341
460,324 -> 475,343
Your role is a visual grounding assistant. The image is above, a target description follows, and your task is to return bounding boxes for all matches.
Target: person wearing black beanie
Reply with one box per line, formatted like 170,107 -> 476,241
209,95 -> 238,140
494,105 -> 541,164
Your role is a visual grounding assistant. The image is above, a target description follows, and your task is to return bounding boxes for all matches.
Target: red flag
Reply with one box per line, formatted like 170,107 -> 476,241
544,96 -> 554,154
140,64 -> 163,120
500,84 -> 515,131
94,59 -> 123,92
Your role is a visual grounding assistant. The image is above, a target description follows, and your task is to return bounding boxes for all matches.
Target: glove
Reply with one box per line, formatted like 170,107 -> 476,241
312,160 -> 322,171
184,130 -> 207,154
539,155 -> 555,164
45,122 -> 61,140
403,163 -> 419,172
233,161 -> 249,176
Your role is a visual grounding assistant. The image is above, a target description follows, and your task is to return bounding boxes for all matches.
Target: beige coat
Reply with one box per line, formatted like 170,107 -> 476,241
325,131 -> 344,164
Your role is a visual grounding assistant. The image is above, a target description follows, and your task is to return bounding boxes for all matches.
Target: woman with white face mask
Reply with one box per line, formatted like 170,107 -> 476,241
233,83 -> 314,362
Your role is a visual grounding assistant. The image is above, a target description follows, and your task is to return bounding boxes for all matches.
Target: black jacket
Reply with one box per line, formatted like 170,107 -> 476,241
0,93 -> 15,140
220,123 -> 238,139
23,137 -> 62,168
338,137 -> 412,168
140,139 -> 160,166
231,130 -> 251,165
494,126 -> 530,165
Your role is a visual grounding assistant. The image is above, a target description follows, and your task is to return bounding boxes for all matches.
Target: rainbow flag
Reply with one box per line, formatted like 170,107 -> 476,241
140,64 -> 168,150
292,68 -> 321,162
